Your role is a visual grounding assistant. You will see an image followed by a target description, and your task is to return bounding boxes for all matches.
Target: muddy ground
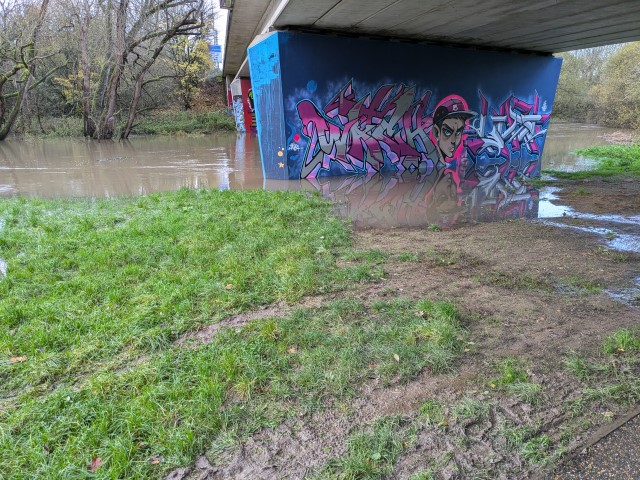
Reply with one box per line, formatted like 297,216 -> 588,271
168,177 -> 640,480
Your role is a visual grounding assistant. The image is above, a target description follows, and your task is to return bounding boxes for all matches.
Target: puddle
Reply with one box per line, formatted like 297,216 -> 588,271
538,187 -> 574,218
538,185 -> 640,253
538,187 -> 640,225
542,220 -> 640,253
606,277 -> 640,308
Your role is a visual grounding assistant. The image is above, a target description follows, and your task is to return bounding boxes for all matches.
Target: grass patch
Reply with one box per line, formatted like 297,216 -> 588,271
564,329 -> 640,413
132,109 -> 235,135
501,422 -> 538,451
556,276 -> 604,295
316,416 -> 409,479
564,354 -> 592,381
594,246 -> 631,262
0,189 -> 397,478
481,270 -> 552,292
602,328 -> 640,354
491,358 -> 544,405
571,187 -> 591,196
545,144 -> 640,179
450,397 -> 490,421
396,252 -> 420,262
521,435 -> 550,463
419,400 -> 446,426
0,190 -> 353,393
0,195 -> 466,480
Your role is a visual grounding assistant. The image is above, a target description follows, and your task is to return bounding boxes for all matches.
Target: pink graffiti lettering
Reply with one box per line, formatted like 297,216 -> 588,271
297,81 -> 436,178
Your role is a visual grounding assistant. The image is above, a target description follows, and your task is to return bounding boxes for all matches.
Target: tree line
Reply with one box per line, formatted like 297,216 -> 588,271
554,42 -> 640,130
0,0 -> 216,141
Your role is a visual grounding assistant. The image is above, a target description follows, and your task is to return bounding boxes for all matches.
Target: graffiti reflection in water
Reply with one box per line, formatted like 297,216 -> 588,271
304,170 -> 539,229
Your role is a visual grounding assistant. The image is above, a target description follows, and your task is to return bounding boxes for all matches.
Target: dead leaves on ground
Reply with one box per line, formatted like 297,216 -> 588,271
88,457 -> 102,473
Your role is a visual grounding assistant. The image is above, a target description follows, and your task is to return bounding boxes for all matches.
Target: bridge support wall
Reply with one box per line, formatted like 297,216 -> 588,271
248,31 -> 562,183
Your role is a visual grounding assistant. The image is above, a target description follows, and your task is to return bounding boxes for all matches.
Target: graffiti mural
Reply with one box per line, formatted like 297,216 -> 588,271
246,31 -> 562,181
292,81 -> 551,182
467,93 -> 551,178
232,97 -> 246,133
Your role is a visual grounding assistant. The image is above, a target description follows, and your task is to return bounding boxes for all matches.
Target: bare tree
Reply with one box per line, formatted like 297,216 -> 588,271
0,0 -> 63,140
69,0 -> 207,139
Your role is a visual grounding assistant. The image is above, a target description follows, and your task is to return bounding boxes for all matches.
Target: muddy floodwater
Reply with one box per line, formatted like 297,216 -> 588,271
0,122 -> 625,196
0,122 -> 636,233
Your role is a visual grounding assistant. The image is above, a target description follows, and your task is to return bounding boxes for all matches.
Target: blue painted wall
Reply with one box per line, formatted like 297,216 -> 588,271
248,31 -> 562,185
247,33 -> 287,180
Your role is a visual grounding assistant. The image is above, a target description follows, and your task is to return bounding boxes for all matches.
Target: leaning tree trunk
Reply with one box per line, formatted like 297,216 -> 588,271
95,0 -> 127,139
79,9 -> 95,137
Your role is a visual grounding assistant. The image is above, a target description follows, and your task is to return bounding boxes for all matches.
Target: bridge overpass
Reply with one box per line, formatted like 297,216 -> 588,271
221,1 -> 640,181
223,0 -> 640,78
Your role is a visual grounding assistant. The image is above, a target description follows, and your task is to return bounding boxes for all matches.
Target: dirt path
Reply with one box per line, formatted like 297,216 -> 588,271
167,177 -> 640,480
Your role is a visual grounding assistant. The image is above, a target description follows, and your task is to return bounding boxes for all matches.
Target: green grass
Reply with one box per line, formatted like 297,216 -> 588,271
133,110 -> 235,135
316,416 -> 409,479
501,422 -> 538,451
0,189 -> 369,478
493,358 -> 529,386
394,248 -> 471,267
419,400 -> 446,426
571,187 -> 591,196
545,144 -> 640,179
564,329 -> 640,413
396,252 -> 420,262
0,190 -> 353,393
602,328 -> 640,354
450,398 -> 490,421
556,276 -> 604,295
521,435 -> 550,463
481,270 -> 553,292
491,358 -> 544,405
563,354 -> 593,381
0,191 -> 468,478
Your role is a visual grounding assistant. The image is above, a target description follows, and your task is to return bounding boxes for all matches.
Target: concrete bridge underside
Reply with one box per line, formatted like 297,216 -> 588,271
224,0 -> 640,77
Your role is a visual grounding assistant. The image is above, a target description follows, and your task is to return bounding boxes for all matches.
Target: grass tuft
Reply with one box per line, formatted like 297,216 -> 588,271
602,328 -> 640,354
450,397 -> 490,421
317,416 -> 408,479
521,435 -> 550,463
491,358 -> 544,405
419,400 -> 446,426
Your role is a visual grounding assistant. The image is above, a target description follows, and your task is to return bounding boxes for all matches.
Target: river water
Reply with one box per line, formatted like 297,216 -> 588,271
0,122 -> 634,230
0,122 -> 625,198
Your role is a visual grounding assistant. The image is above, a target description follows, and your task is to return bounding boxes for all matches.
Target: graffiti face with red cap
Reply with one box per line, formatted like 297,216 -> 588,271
434,117 -> 465,159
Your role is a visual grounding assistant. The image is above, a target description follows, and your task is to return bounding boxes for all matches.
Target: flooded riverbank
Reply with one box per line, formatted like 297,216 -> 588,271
0,122 -> 633,228
0,122 -> 627,196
